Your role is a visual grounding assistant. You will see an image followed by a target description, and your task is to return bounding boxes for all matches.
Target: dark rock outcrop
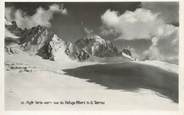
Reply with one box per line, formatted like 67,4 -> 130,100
74,35 -> 119,57
122,48 -> 132,57
5,20 -> 134,62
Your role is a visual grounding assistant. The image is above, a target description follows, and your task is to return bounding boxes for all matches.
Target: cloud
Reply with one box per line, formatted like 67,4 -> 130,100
49,4 -> 68,15
5,7 -> 13,22
101,8 -> 165,40
143,25 -> 178,63
101,7 -> 178,64
5,4 -> 67,29
141,2 -> 179,25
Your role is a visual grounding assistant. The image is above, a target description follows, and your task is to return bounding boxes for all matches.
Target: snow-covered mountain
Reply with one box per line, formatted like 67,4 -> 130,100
74,34 -> 119,57
5,21 -> 134,62
5,21 -> 69,60
4,20 -> 178,111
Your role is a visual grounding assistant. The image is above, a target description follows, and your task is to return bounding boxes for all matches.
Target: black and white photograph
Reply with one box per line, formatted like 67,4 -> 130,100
4,2 -> 179,111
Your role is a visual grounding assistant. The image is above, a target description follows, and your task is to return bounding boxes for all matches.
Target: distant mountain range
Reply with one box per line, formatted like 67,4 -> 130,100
5,20 -> 134,62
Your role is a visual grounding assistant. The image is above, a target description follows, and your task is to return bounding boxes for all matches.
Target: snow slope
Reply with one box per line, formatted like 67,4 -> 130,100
135,60 -> 178,73
5,54 -> 178,110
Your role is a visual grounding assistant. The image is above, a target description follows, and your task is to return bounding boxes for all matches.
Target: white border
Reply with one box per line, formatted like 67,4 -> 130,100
3,0 -> 180,2
0,0 -> 183,115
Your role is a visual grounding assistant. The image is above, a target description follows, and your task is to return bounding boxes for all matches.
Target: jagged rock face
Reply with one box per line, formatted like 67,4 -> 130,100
65,42 -> 90,61
122,48 -> 132,57
5,21 -> 133,62
5,21 -> 68,61
20,26 -> 54,55
5,43 -> 26,55
5,21 -> 25,55
46,34 -> 68,61
65,34 -> 120,61
5,21 -> 24,38
121,48 -> 135,61
74,35 -> 119,58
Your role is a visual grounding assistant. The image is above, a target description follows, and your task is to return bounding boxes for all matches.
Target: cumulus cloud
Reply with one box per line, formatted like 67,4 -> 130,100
101,8 -> 165,40
5,4 -> 67,29
101,7 -> 178,63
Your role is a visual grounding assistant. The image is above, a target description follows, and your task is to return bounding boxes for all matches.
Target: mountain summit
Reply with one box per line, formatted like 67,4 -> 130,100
5,21 -> 134,62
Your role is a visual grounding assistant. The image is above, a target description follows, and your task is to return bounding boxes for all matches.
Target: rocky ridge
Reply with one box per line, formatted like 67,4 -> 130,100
5,20 -> 134,62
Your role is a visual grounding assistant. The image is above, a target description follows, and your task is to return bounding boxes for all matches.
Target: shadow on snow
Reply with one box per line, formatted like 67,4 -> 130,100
63,62 -> 178,103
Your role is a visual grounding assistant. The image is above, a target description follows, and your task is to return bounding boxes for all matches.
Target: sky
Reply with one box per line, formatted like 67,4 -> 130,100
5,2 -> 179,64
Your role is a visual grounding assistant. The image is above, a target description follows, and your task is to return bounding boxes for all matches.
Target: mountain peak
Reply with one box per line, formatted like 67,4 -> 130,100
5,20 -> 134,62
